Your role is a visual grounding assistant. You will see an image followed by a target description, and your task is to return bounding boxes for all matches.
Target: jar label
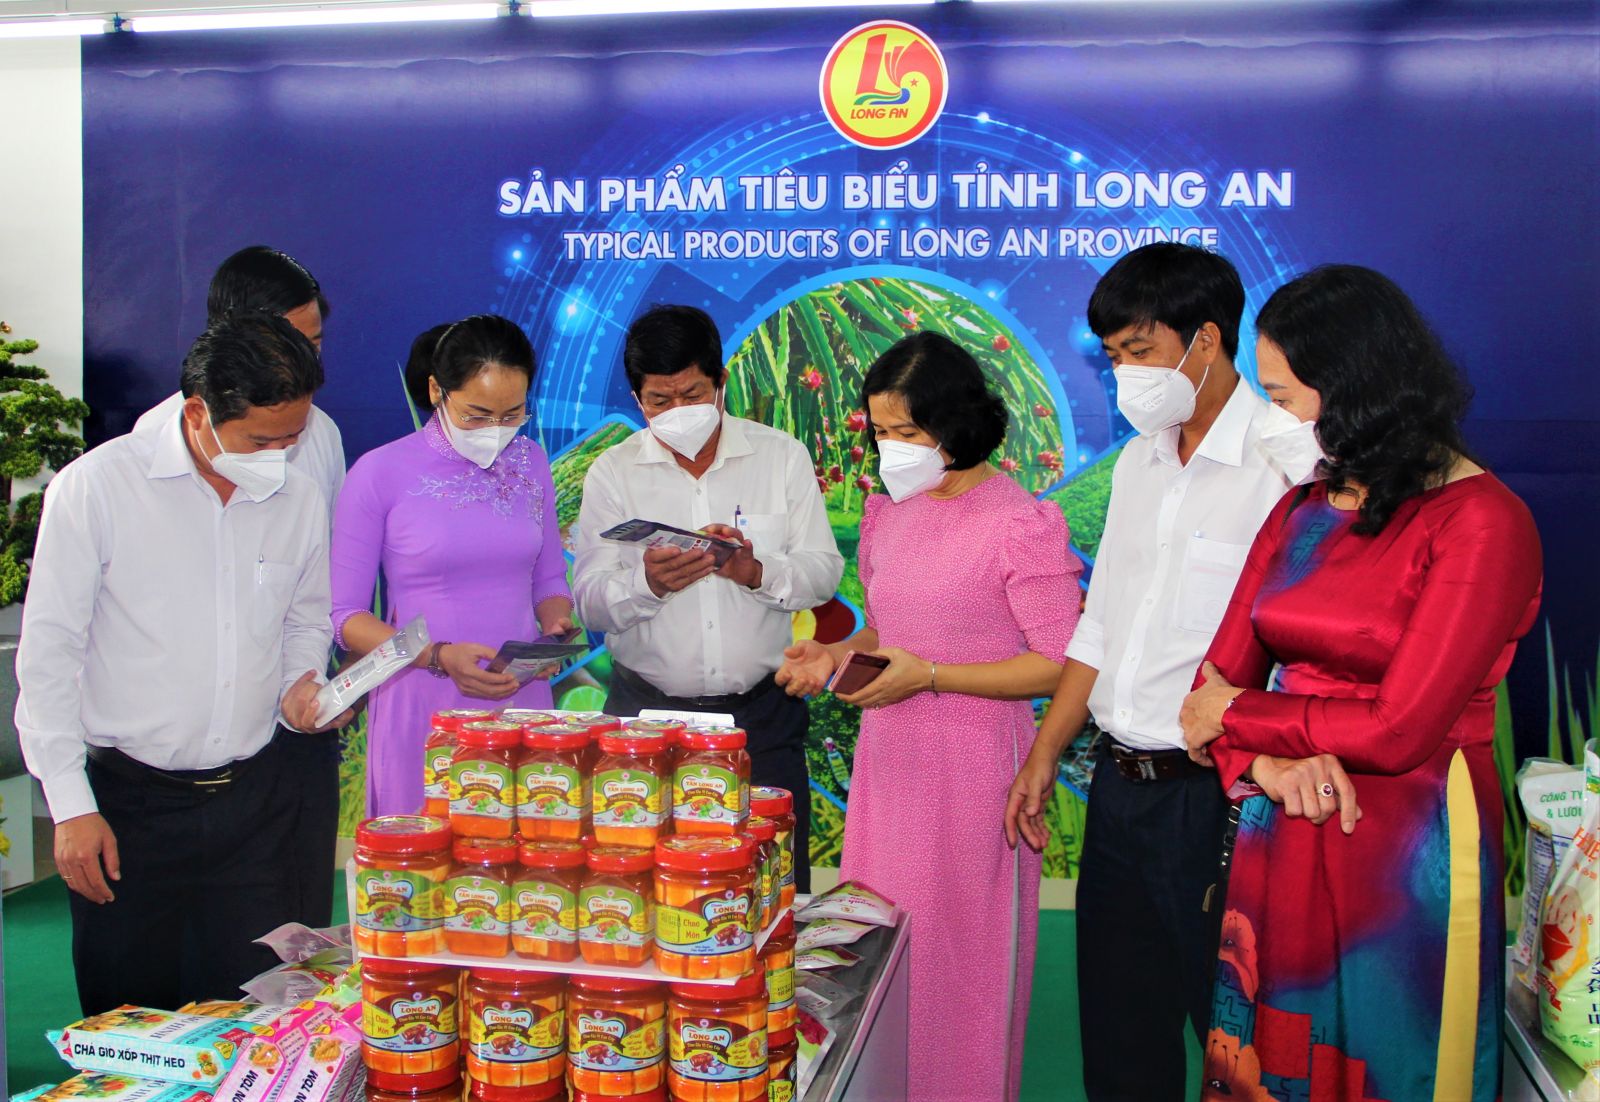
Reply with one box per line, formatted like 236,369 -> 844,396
759,859 -> 776,912
355,869 -> 445,933
444,875 -> 513,936
669,1016 -> 767,1082
515,762 -> 587,822
513,880 -> 578,943
449,761 -> 514,821
775,828 -> 795,889
364,992 -> 457,1054
468,1002 -> 563,1064
769,1063 -> 797,1101
578,885 -> 652,948
672,765 -> 748,827
423,746 -> 453,803
656,886 -> 754,955
766,961 -> 795,1012
592,769 -> 665,828
569,1010 -> 664,1071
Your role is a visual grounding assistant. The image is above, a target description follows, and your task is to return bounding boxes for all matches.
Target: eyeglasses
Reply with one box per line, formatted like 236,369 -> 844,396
444,395 -> 529,429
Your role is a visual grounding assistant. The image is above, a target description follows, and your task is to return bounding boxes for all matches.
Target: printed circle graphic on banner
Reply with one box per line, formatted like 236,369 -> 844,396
820,21 -> 948,150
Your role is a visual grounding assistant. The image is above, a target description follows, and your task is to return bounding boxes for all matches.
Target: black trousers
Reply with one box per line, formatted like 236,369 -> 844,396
70,731 -> 302,1015
603,671 -> 812,893
1076,741 -> 1228,1101
283,729 -> 340,927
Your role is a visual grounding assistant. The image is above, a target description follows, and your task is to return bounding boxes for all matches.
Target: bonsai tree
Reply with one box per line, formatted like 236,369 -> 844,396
0,321 -> 89,606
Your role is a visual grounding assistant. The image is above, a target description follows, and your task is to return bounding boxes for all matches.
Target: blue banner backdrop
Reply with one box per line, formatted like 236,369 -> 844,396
79,3 -> 1599,875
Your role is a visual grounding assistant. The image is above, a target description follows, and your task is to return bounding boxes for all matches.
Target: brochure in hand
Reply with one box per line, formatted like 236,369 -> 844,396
600,517 -> 741,566
486,630 -> 589,685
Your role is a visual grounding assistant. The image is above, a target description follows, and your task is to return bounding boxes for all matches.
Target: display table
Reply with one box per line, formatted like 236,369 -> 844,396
1505,953 -> 1596,1101
801,913 -> 911,1102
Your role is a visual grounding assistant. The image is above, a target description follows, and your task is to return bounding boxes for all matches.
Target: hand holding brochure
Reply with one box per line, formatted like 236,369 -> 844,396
486,630 -> 588,686
601,517 -> 741,566
313,616 -> 429,728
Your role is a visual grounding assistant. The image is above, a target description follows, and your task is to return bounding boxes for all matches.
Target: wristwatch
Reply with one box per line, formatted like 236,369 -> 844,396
427,642 -> 452,679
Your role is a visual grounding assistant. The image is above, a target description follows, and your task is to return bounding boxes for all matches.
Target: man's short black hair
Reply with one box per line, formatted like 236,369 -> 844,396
623,305 -> 725,394
180,313 -> 323,425
860,331 -> 1008,471
207,245 -> 328,323
1087,242 -> 1245,358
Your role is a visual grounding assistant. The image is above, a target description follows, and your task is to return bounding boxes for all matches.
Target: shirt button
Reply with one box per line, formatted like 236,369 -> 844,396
706,621 -> 714,629
224,681 -> 232,688
1160,542 -> 1169,550
1143,597 -> 1154,606
695,488 -> 703,496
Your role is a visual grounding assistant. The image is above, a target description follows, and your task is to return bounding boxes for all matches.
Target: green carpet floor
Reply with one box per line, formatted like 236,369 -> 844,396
3,879 -> 1189,1099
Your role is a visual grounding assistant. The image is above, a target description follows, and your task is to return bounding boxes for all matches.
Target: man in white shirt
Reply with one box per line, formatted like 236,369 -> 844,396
573,305 -> 844,890
1004,244 -> 1299,1100
17,313 -> 342,1014
135,246 -> 346,928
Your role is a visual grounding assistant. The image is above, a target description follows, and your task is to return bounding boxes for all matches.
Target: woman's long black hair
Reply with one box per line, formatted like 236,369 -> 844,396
1256,265 -> 1473,535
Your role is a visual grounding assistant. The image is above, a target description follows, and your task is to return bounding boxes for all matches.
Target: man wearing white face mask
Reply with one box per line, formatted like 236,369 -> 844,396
1003,243 -> 1297,1100
573,305 -> 844,890
17,314 -> 340,1013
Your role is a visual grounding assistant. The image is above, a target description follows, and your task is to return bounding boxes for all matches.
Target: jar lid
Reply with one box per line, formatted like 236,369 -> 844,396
655,834 -> 755,872
768,1026 -> 797,1049
459,721 -> 523,749
453,837 -> 518,865
750,786 -> 793,816
743,815 -> 777,843
523,723 -> 591,751
356,815 -> 451,854
518,839 -> 587,870
568,973 -> 665,994
566,712 -> 624,734
679,725 -> 747,750
597,729 -> 671,755
670,969 -> 766,1000
586,845 -> 654,873
467,966 -> 565,989
468,1079 -> 563,1102
624,718 -> 685,737
360,957 -> 457,978
431,708 -> 495,733
501,709 -> 560,728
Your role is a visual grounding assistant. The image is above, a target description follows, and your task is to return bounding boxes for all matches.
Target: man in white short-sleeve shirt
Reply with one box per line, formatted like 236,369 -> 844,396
573,305 -> 843,890
1005,244 -> 1300,1100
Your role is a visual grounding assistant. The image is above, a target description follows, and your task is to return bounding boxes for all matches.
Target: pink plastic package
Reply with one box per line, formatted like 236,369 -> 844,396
210,1003 -> 340,1102
275,1005 -> 364,1102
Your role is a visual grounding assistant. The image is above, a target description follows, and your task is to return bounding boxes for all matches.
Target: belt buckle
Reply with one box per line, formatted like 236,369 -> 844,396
1137,758 -> 1158,782
194,769 -> 233,787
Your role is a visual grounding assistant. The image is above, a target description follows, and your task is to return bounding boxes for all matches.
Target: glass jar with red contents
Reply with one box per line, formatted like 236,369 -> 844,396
465,1080 -> 562,1102
742,816 -> 778,932
667,972 -> 769,1100
653,835 -> 757,981
579,846 -> 655,967
354,815 -> 452,958
567,975 -> 667,1099
591,726 -> 674,849
758,911 -> 796,1035
512,839 -> 586,962
365,1079 -> 462,1102
672,726 -> 750,836
361,959 -> 461,1092
463,967 -> 565,1090
765,1026 -> 797,1102
749,788 -> 796,911
516,723 -> 591,842
444,838 -> 517,958
450,721 -> 523,839
424,710 -> 493,818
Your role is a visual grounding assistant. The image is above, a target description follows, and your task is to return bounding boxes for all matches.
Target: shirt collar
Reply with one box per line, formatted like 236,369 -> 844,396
1149,373 -> 1260,469
146,402 -> 201,480
634,410 -> 752,469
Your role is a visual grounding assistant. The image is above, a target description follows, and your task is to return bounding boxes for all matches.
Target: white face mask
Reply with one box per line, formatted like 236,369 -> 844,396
1113,331 -> 1208,437
441,414 -> 520,470
644,391 -> 722,459
1257,402 -> 1327,486
876,439 -> 948,503
206,407 -> 287,503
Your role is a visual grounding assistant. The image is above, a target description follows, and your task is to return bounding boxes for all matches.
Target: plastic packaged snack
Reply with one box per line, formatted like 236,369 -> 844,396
253,923 -> 352,964
1538,739 -> 1600,1084
275,1009 -> 365,1102
793,881 -> 895,927
52,1006 -> 277,1088
793,919 -> 873,954
19,1074 -> 213,1102
793,946 -> 860,972
316,617 -> 429,728
240,951 -> 350,1007
1514,759 -> 1586,991
210,1002 -> 342,1102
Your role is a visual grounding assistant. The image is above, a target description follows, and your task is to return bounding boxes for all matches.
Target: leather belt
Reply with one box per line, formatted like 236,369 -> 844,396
1105,738 -> 1214,783
611,663 -> 776,711
85,728 -> 285,792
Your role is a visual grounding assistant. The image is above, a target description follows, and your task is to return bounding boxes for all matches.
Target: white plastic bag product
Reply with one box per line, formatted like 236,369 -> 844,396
1537,739 -> 1600,1088
794,880 -> 897,927
313,617 -> 428,728
1515,759 -> 1586,990
794,918 -> 874,953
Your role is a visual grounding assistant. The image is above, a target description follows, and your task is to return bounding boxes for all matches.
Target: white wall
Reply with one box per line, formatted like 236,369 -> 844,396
0,38 -> 83,403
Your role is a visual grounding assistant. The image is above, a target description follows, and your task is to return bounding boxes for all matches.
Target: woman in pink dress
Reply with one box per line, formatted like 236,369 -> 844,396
778,331 -> 1081,1101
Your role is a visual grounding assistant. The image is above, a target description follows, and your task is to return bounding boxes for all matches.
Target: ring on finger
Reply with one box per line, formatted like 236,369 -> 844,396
1319,782 -> 1335,798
